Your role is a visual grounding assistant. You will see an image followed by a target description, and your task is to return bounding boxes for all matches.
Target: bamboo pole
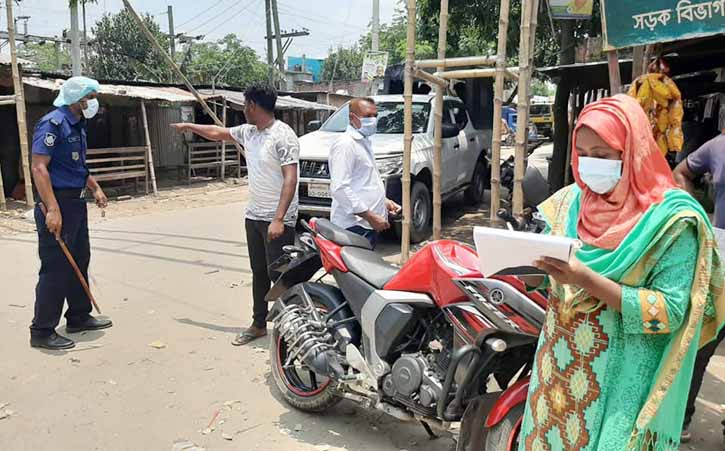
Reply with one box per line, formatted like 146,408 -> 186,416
632,46 -> 645,80
512,0 -> 537,215
417,55 -> 495,69
432,0 -> 449,242
401,0 -> 416,263
221,100 -> 227,181
414,69 -> 447,87
140,100 -> 158,196
435,67 -> 519,80
563,93 -> 576,186
490,0 -> 512,225
6,0 -> 34,206
120,0 -> 245,158
606,50 -> 622,94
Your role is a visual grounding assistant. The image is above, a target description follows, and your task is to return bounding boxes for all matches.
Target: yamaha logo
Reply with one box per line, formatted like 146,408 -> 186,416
489,289 -> 505,305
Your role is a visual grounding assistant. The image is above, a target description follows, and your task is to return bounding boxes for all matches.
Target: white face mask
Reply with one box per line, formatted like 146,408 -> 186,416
577,156 -> 623,194
82,98 -> 99,119
353,114 -> 378,137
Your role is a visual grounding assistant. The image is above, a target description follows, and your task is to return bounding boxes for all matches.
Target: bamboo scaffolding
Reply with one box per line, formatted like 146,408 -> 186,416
6,0 -> 34,207
416,55 -> 495,69
140,100 -> 158,196
121,0 -> 245,158
413,69 -> 448,87
512,0 -> 538,215
490,0 -> 512,225
432,0 -> 449,241
221,101 -> 227,181
401,0 -> 416,263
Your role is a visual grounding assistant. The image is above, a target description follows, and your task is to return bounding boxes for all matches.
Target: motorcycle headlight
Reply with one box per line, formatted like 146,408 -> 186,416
376,155 -> 404,177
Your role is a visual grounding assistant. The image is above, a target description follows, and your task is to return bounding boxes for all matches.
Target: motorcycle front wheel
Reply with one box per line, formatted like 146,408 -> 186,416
484,404 -> 524,451
269,298 -> 342,413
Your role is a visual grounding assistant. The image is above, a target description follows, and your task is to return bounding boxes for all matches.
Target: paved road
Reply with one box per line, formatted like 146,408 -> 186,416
0,198 -> 721,451
0,203 -> 452,451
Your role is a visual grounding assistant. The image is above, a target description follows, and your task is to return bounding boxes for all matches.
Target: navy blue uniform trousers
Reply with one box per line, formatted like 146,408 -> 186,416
30,195 -> 92,337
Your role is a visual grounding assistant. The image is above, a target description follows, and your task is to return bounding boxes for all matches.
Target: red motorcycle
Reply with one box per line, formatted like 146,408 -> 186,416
266,213 -> 546,450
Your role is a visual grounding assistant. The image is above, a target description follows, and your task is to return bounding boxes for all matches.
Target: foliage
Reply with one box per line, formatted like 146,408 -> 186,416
89,10 -> 170,81
19,43 -> 71,72
182,34 -> 268,88
321,45 -> 365,82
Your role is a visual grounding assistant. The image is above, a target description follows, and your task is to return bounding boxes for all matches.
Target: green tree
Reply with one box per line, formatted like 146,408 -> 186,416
89,10 -> 170,81
321,45 -> 365,82
19,43 -> 70,72
183,34 -> 268,88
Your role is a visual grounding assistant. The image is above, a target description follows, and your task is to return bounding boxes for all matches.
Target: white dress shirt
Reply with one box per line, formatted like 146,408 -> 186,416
329,126 -> 387,230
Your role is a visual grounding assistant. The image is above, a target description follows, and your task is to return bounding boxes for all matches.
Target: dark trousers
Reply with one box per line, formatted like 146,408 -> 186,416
683,325 -> 725,427
245,218 -> 295,329
347,225 -> 378,249
30,197 -> 92,338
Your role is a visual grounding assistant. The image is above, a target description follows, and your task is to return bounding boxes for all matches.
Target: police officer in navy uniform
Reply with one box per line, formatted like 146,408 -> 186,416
30,76 -> 112,350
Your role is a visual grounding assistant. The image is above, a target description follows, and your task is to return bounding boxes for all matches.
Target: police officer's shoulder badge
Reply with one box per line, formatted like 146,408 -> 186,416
72,152 -> 80,161
44,132 -> 57,147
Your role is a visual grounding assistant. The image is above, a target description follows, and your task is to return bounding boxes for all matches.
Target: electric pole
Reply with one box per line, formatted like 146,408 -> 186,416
372,0 -> 380,52
70,1 -> 82,75
82,1 -> 89,72
168,5 -> 175,58
265,0 -> 274,83
270,0 -> 285,80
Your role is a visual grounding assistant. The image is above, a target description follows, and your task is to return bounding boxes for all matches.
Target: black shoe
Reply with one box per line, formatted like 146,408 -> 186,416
30,332 -> 75,350
66,316 -> 113,334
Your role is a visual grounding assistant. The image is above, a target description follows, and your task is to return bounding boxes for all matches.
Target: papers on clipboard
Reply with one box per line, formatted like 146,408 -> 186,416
473,226 -> 581,276
714,227 -> 725,254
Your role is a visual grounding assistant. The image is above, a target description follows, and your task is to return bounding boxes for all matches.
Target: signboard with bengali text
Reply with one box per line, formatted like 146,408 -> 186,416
602,0 -> 725,49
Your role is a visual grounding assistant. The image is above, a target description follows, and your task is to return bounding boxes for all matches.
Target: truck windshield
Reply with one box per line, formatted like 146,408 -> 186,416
530,104 -> 552,116
320,102 -> 431,134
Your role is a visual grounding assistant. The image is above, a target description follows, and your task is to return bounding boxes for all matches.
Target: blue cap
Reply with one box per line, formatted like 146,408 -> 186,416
53,76 -> 100,107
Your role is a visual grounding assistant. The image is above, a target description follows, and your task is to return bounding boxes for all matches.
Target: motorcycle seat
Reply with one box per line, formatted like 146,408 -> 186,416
315,218 -> 373,250
341,246 -> 398,289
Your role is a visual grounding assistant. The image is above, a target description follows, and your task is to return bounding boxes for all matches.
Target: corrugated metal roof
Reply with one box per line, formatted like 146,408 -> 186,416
200,88 -> 335,111
23,76 -> 221,103
0,54 -> 33,66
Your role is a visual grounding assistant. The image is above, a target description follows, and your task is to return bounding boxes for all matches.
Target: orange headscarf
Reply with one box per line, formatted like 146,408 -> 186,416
571,94 -> 676,250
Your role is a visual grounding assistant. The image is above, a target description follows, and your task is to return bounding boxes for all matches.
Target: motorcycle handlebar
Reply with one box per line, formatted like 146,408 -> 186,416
496,208 -> 521,230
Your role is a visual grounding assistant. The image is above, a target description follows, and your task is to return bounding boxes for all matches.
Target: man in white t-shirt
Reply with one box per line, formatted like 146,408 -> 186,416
171,83 -> 299,346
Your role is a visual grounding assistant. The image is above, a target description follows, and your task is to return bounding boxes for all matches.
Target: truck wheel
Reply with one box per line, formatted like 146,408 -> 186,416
409,181 -> 432,243
465,156 -> 490,205
484,404 -> 525,451
395,181 -> 432,244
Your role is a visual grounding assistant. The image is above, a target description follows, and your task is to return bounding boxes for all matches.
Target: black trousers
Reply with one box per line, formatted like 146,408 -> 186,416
683,325 -> 725,427
245,218 -> 295,329
30,196 -> 92,338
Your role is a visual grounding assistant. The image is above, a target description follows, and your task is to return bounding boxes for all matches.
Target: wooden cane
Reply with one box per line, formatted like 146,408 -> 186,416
40,203 -> 101,314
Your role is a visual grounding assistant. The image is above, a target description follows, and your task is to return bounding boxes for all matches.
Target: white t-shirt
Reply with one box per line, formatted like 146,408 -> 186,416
230,121 -> 300,226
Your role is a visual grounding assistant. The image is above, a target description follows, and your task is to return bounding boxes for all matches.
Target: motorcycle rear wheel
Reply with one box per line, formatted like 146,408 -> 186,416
484,404 -> 524,451
269,298 -> 342,413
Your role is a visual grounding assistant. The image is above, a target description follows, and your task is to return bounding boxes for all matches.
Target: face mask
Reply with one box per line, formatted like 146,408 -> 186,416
82,98 -> 99,119
577,156 -> 623,194
353,114 -> 378,137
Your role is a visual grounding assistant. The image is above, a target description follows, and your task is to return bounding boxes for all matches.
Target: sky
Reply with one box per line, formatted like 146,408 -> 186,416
9,0 -> 400,61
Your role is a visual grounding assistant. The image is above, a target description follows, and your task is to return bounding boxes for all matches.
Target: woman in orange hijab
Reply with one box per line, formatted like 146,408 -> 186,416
517,95 -> 724,450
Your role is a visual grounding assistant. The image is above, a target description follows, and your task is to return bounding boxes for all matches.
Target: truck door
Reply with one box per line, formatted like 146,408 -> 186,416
441,101 -> 461,191
448,100 -> 472,186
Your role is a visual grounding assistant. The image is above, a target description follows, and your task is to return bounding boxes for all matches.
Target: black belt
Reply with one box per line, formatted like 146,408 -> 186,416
53,188 -> 86,199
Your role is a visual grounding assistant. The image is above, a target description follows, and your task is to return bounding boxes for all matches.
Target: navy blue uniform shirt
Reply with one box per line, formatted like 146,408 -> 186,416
31,106 -> 89,189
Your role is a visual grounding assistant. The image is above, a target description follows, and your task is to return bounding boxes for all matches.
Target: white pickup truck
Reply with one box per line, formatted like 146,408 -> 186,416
298,94 -> 491,242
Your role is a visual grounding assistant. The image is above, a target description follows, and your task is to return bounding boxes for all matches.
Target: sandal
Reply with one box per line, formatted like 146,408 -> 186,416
232,327 -> 267,346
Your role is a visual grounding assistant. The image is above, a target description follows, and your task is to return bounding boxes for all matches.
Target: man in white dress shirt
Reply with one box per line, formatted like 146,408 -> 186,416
328,98 -> 400,249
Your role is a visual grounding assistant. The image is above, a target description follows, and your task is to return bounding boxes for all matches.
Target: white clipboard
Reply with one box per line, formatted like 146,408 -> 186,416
473,226 -> 580,276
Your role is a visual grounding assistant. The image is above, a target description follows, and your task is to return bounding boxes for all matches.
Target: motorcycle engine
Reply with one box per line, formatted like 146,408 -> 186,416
382,351 -> 446,411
